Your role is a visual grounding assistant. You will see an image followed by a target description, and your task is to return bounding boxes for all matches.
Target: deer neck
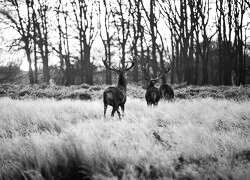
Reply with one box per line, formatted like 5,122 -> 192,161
147,81 -> 155,89
117,72 -> 127,90
161,81 -> 166,85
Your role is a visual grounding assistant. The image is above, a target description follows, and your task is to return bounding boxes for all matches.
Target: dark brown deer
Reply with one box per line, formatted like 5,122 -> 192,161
103,58 -> 134,118
159,84 -> 174,100
159,65 -> 174,100
144,66 -> 168,106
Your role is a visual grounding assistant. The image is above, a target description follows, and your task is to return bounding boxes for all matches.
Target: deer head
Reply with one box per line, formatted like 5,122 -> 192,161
143,63 -> 171,88
102,58 -> 135,87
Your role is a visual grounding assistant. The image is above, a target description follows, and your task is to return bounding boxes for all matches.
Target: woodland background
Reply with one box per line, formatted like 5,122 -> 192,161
0,0 -> 250,86
1,1 -> 250,180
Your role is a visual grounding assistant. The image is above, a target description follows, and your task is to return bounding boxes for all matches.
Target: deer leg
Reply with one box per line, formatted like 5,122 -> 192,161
120,104 -> 125,117
116,107 -> 121,119
111,105 -> 117,117
111,105 -> 121,118
104,104 -> 108,117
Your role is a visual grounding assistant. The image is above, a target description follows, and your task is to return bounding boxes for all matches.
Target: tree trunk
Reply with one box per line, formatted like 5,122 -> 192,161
217,1 -> 223,85
133,47 -> 139,82
25,48 -> 34,84
140,28 -> 145,84
43,56 -> 50,83
85,45 -> 93,85
195,47 -> 199,85
149,0 -> 158,77
105,44 -> 112,85
202,47 -> 209,85
64,58 -> 71,86
80,41 -> 85,83
159,51 -> 166,84
32,10 -> 38,83
43,38 -> 50,83
170,34 -> 175,84
188,37 -> 194,84
33,42 -> 38,84
238,40 -> 244,85
176,41 -> 182,83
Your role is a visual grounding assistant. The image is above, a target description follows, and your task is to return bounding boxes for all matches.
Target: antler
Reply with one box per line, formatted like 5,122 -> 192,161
124,57 -> 135,71
102,58 -> 119,73
103,57 -> 135,72
150,62 -> 171,81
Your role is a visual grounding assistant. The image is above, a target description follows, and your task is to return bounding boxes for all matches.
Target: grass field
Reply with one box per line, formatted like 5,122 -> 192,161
0,94 -> 250,180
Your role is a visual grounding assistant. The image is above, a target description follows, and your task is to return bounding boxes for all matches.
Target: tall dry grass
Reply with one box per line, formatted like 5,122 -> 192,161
0,97 -> 249,180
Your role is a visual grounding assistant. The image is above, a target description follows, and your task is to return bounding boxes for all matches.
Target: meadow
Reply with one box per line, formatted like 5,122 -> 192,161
0,84 -> 250,180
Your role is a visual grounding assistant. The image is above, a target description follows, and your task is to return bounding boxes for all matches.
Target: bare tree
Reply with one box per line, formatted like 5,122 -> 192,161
71,0 -> 99,85
30,0 -> 38,83
54,0 -> 65,84
141,0 -> 159,77
156,31 -> 167,84
0,0 -> 34,84
234,0 -> 248,85
161,0 -> 216,85
36,0 -> 50,83
54,0 -> 72,85
111,0 -> 131,68
128,0 -> 143,83
216,0 -> 249,85
99,0 -> 114,85
196,0 -> 216,85
160,0 -> 186,83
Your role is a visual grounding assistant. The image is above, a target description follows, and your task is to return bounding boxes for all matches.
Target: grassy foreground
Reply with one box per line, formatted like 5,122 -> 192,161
0,97 -> 250,180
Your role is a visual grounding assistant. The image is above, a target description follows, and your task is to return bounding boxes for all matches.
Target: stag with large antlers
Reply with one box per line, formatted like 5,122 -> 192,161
143,67 -> 160,106
103,58 -> 134,118
144,63 -> 172,106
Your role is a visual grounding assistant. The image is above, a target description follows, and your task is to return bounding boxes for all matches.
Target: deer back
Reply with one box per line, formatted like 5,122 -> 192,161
159,84 -> 174,100
103,86 -> 126,106
145,86 -> 160,105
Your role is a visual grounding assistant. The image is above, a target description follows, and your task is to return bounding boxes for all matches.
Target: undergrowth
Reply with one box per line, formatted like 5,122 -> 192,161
0,83 -> 250,101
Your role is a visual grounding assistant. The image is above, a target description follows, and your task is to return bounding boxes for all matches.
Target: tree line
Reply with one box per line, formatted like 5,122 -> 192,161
0,0 -> 249,86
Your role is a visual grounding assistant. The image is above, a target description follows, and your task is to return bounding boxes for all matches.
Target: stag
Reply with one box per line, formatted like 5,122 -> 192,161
143,68 -> 160,106
103,58 -> 134,118
144,63 -> 173,105
159,65 -> 174,100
